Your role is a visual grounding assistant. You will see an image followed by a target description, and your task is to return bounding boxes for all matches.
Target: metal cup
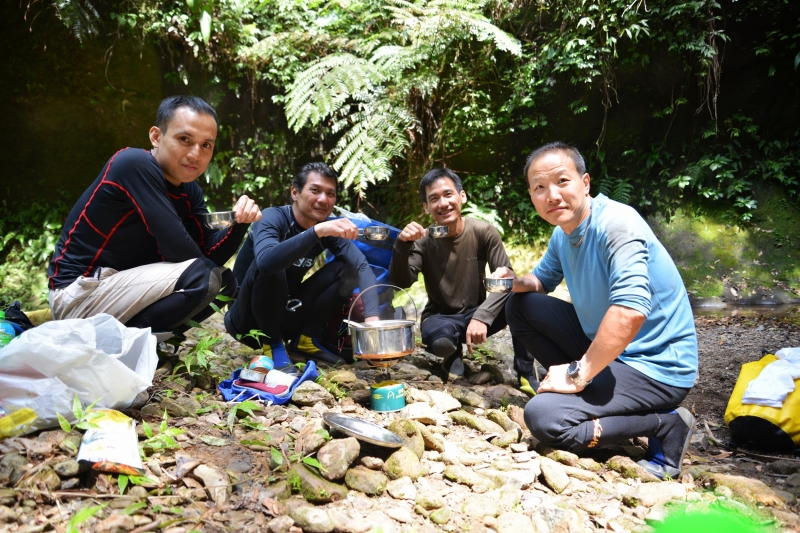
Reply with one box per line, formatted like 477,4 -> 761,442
359,226 -> 390,241
484,277 -> 514,293
200,211 -> 236,230
427,225 -> 449,238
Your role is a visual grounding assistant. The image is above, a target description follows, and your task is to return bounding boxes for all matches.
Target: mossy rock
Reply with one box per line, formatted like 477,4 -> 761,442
387,419 -> 425,458
606,455 -> 660,482
385,446 -> 422,481
287,463 -> 348,504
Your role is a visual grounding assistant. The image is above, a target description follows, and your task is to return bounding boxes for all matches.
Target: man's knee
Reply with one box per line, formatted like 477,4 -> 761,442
177,257 -> 221,302
523,395 -> 572,448
421,316 -> 460,346
505,292 -> 547,332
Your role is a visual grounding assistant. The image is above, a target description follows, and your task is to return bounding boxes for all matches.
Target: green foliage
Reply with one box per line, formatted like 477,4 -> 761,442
57,395 -> 103,433
66,503 -> 106,533
226,400 -> 262,434
139,412 -> 185,456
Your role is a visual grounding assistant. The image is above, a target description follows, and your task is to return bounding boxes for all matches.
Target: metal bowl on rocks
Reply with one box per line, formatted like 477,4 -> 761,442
484,277 -> 514,293
346,285 -> 417,368
200,211 -> 235,230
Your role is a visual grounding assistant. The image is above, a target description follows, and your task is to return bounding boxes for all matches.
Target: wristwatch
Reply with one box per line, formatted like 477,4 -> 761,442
567,360 -> 592,388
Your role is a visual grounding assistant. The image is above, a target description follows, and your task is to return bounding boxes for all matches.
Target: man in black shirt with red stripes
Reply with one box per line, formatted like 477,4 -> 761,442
47,96 -> 261,337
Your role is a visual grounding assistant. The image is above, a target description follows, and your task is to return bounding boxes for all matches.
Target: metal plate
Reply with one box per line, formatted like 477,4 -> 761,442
322,413 -> 403,448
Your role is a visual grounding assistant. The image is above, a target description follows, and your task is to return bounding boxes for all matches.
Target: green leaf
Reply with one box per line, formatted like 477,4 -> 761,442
200,435 -> 228,446
142,420 -> 153,439
122,501 -> 147,515
795,51 -> 800,72
301,457 -> 326,472
66,504 -> 106,533
129,475 -> 157,486
118,474 -> 129,495
57,413 -> 72,433
270,447 -> 283,466
200,11 -> 212,45
72,395 -> 83,420
241,439 -> 272,447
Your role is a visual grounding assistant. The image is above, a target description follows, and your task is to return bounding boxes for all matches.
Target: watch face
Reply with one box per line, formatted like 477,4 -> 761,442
567,361 -> 579,376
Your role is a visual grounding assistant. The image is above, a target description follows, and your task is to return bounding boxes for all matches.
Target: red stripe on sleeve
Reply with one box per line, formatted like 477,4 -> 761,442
83,210 -> 135,276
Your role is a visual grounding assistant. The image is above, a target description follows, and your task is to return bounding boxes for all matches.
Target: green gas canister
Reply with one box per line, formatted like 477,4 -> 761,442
370,381 -> 406,412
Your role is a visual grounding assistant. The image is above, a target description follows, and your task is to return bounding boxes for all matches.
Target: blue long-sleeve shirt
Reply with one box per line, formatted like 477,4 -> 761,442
533,194 -> 698,388
233,206 -> 379,317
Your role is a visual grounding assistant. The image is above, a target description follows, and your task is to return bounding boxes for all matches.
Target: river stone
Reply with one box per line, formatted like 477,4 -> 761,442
540,457 -> 570,494
292,381 -> 335,407
345,466 -> 388,495
486,410 -> 521,432
405,388 -> 431,404
444,463 -> 495,492
385,446 -> 422,480
577,457 -> 603,472
561,464 -> 601,482
387,419 -> 424,458
16,466 -> 61,491
317,437 -> 360,481
768,460 -> 800,476
545,449 -> 579,467
267,515 -> 294,533
451,386 -> 490,408
462,495 -> 501,517
469,371 -> 492,385
387,476 -> 417,500
530,501 -> 585,533
296,418 -> 328,456
360,456 -> 385,470
261,480 -> 291,502
480,466 -> 538,490
289,505 -> 334,533
59,434 -> 82,456
193,464 -> 230,505
623,481 -> 686,507
708,473 -> 785,507
449,411 -> 505,434
399,402 -> 441,425
327,509 -> 370,533
288,463 -> 348,503
416,491 -> 444,510
53,459 -> 80,478
160,397 -> 195,418
497,512 -> 534,532
365,511 -> 397,533
606,455 -> 660,482
327,369 -> 358,387
409,420 -> 445,452
491,429 -> 522,448
0,454 -> 29,486
430,507 -> 451,524
427,390 -> 461,412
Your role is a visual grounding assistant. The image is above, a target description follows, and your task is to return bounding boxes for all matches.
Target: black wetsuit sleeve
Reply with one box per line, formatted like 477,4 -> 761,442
323,237 -> 379,318
185,184 -> 248,266
253,208 -> 322,276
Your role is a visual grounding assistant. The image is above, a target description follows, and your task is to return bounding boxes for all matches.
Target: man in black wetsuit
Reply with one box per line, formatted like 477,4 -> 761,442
225,162 -> 379,367
47,96 -> 261,337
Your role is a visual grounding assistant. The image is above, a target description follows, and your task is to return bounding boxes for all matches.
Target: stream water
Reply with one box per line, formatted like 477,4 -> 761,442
692,302 -> 800,320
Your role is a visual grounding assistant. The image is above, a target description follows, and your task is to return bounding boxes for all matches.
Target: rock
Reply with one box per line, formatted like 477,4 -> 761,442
530,501 -> 585,533
469,372 -> 492,384
289,417 -> 307,433
606,455 -> 660,482
349,389 -> 371,404
387,419 -> 425,458
52,459 -> 80,478
507,405 -> 527,432
360,456 -> 385,470
405,388 -> 431,404
773,509 -> 800,530
540,457 -> 570,494
451,386 -> 490,408
714,485 -> 734,498
449,411 -> 505,434
480,465 -> 538,490
161,397 -> 196,418
59,434 -> 82,456
95,513 -> 135,532
462,495 -> 501,517
443,463 -> 496,492
296,418 -> 328,456
385,446 -> 422,480
409,420 -> 445,452
317,437 -> 360,481
427,390 -> 461,412
399,403 -> 443,425
623,481 -> 686,507
576,457 -> 602,472
328,509 -> 371,533
561,464 -> 601,482
387,476 -> 417,500
645,505 -> 668,524
268,515 -> 295,533
193,464 -> 230,505
497,512 -> 533,532
292,381 -> 335,407
416,491 -> 444,510
768,459 -> 800,476
385,506 -> 415,523
0,505 -> 15,522
140,403 -> 164,417
776,490 -> 797,505
430,507 -> 451,524
261,480 -> 291,501
17,465 -> 61,491
289,505 -> 334,533
327,369 -> 358,387
0,454 -> 29,486
545,449 -> 579,467
345,466 -> 388,495
509,442 -> 530,453
491,429 -> 522,448
364,511 -> 397,533
486,410 -> 521,432
287,463 -> 348,503
708,473 -> 785,507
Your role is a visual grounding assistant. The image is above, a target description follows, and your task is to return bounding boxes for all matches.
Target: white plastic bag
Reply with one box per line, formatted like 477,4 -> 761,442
0,313 -> 157,434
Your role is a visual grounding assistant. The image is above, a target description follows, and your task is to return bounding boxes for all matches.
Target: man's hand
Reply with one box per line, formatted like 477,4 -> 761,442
465,319 -> 488,354
232,195 -> 262,224
314,218 -> 359,240
398,221 -> 426,242
538,363 -> 585,394
491,267 -> 544,294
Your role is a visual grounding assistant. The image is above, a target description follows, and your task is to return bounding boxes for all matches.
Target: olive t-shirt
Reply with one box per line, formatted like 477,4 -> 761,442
389,218 -> 512,325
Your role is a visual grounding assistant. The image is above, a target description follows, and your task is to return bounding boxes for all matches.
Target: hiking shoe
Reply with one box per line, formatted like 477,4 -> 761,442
518,374 -> 539,397
261,342 -> 292,369
432,337 -> 465,380
637,407 -> 695,480
431,337 -> 458,359
294,334 -> 348,366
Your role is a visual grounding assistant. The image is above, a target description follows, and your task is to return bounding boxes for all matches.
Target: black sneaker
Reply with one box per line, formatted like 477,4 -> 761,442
637,407 -> 695,479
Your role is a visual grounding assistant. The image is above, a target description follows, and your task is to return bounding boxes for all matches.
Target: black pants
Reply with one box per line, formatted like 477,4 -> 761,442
226,257 -> 358,349
506,292 -> 690,450
126,257 -> 236,335
421,305 -> 528,367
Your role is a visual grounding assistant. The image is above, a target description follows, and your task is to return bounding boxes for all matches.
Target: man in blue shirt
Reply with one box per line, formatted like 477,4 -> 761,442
493,142 -> 698,479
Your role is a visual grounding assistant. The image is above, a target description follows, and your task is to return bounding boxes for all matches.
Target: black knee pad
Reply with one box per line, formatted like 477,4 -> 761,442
176,257 -> 221,318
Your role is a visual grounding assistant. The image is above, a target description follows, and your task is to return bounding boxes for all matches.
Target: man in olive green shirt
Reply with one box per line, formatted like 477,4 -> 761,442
390,168 -> 530,386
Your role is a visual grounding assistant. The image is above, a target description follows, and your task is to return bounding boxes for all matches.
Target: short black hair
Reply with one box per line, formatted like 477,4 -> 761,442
155,96 -> 219,134
292,162 -> 338,193
419,168 -> 463,203
523,142 -> 586,183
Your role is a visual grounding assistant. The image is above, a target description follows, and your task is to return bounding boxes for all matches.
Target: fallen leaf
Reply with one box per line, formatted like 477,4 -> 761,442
200,435 -> 227,446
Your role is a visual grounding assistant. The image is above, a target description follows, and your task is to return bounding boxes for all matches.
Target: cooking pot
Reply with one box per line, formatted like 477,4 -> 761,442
347,285 -> 417,361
